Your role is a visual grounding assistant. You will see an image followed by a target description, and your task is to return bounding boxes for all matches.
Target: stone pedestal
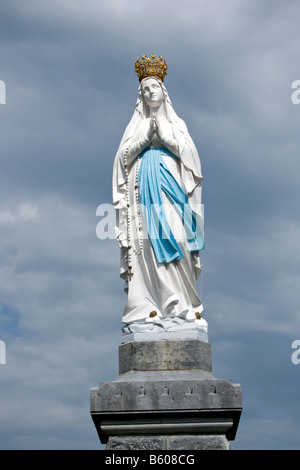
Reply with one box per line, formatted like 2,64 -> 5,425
90,335 -> 242,450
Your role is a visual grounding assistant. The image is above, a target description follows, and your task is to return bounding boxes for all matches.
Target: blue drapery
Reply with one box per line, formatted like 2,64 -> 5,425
138,147 -> 204,264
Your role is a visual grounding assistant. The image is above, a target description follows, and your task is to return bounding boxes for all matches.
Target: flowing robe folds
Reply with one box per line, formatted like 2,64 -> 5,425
112,84 -> 204,325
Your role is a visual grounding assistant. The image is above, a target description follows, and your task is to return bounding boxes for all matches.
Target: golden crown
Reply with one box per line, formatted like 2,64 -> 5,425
135,54 -> 167,82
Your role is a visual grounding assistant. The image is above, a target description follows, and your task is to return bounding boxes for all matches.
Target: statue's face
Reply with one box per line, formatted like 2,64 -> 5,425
141,78 -> 164,108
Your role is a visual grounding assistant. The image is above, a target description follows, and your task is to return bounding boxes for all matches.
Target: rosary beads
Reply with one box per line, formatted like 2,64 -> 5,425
124,147 -> 143,280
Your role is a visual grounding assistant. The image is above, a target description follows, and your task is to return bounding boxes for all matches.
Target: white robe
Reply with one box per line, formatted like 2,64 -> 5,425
112,82 -> 204,325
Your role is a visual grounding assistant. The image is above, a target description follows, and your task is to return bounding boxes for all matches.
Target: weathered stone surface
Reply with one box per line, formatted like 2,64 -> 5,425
167,435 -> 230,450
90,338 -> 242,450
106,435 -> 166,450
119,339 -> 212,374
91,377 -> 242,412
106,434 -> 230,450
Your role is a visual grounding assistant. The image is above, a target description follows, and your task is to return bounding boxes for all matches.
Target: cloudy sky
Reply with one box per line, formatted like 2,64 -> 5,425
1,0 -> 300,450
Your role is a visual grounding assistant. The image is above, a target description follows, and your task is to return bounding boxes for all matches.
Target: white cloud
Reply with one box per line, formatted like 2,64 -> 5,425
0,332 -> 119,449
0,194 -> 122,336
0,202 -> 40,225
0,194 -> 121,449
202,212 -> 300,339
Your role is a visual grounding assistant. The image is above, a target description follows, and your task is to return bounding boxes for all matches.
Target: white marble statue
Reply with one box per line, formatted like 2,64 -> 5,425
112,55 -> 206,333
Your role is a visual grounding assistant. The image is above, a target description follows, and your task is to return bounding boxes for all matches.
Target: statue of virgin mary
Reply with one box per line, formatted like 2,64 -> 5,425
112,55 -> 206,333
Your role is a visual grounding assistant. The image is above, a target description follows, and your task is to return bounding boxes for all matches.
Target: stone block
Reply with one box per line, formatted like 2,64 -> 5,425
119,339 -> 212,374
90,337 -> 242,450
106,435 -> 167,450
106,434 -> 230,450
167,435 -> 230,450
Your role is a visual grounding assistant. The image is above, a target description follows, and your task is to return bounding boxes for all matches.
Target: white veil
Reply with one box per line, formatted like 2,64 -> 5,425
112,78 -> 203,252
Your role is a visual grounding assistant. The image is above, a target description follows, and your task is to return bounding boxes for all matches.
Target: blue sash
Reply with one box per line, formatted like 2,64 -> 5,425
138,147 -> 204,264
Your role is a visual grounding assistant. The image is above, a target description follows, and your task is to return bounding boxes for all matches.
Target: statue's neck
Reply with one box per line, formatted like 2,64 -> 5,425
148,104 -> 164,118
